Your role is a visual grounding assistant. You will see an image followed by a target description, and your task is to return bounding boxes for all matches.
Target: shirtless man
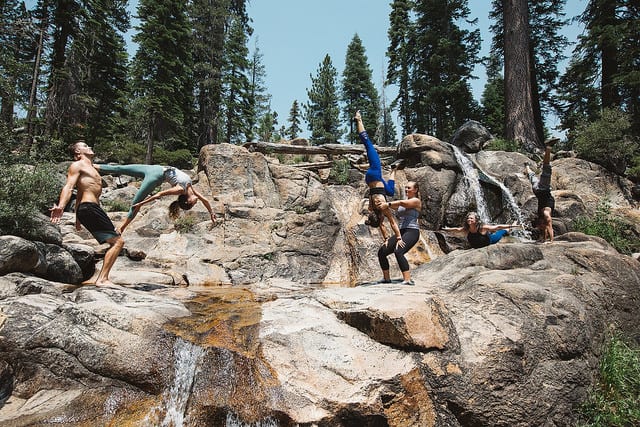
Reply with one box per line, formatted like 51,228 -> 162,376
50,141 -> 124,286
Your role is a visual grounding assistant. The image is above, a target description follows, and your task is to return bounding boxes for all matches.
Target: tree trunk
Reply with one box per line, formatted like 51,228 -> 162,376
600,0 -> 619,109
503,0 -> 540,152
25,0 -> 49,150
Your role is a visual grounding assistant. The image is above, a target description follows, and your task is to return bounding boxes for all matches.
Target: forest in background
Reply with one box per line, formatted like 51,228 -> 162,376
0,0 -> 638,181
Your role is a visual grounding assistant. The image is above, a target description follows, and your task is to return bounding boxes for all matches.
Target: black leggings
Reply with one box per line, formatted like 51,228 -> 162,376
378,228 -> 420,272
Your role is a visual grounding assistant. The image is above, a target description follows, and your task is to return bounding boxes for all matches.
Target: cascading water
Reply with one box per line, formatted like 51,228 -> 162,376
449,144 -> 531,239
144,338 -> 205,427
450,145 -> 492,223
475,169 -> 531,239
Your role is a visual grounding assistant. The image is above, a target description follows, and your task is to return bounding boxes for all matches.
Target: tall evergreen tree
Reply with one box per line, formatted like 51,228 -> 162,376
190,0 -> 248,147
246,40 -> 271,142
490,0 -> 568,145
558,0 -> 640,137
377,77 -> 397,146
503,0 -> 539,152
130,0 -> 193,163
409,0 -> 481,139
68,0 -> 129,144
305,54 -> 340,145
285,100 -> 302,140
25,0 -> 49,145
481,53 -> 505,138
0,0 -> 37,130
44,0 -> 81,138
222,15 -> 251,144
342,34 -> 380,144
257,109 -> 277,142
386,0 -> 413,135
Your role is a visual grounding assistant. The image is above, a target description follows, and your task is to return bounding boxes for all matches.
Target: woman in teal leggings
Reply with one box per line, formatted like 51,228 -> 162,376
95,164 -> 216,232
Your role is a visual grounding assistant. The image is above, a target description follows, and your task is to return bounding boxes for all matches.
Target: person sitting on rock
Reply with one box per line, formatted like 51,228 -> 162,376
525,137 -> 558,243
95,164 -> 216,233
354,110 -> 403,248
441,211 -> 519,249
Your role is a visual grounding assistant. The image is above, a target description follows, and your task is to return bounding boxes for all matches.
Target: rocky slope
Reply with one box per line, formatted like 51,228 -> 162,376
0,136 -> 639,426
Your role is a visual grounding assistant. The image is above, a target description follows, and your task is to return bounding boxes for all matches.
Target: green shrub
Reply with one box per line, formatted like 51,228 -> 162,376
174,214 -> 197,233
627,155 -> 640,183
329,158 -> 351,184
579,332 -> 640,426
154,148 -> 195,169
572,201 -> 639,255
0,163 -> 60,234
573,108 -> 636,175
102,199 -> 130,213
483,138 -> 520,152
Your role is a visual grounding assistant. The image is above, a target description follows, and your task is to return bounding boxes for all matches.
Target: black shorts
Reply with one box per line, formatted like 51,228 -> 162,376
76,202 -> 120,243
535,190 -> 555,217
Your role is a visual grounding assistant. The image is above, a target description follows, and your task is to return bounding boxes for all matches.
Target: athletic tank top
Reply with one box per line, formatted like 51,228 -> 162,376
397,206 -> 420,230
163,167 -> 192,192
467,231 -> 490,248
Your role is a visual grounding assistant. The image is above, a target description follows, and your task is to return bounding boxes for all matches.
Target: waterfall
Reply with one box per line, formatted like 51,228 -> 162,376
475,168 -> 531,239
145,338 -> 205,427
449,145 -> 531,239
450,145 -> 491,222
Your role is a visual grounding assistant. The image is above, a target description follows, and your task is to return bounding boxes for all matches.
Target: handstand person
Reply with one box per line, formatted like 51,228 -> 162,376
50,141 -> 124,286
441,211 -> 518,249
525,137 -> 558,243
354,110 -> 403,248
95,163 -> 216,233
374,181 -> 422,285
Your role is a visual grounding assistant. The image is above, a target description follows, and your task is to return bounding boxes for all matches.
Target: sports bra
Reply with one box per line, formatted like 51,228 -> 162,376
163,167 -> 192,192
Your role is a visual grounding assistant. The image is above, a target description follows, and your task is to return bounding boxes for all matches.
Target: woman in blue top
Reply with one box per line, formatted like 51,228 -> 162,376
374,181 -> 422,285
95,164 -> 216,233
354,110 -> 403,246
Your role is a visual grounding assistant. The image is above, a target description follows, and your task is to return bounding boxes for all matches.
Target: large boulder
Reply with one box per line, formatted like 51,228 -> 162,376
450,120 -> 493,153
1,235 -> 638,426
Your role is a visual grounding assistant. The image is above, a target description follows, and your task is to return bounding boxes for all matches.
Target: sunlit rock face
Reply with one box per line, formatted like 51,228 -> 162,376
1,137 -> 639,425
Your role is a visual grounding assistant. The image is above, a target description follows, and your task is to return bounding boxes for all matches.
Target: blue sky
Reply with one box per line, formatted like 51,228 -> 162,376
247,0 -> 586,139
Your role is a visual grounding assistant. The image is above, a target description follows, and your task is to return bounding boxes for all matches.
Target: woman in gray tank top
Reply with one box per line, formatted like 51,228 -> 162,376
96,164 -> 216,232
374,181 -> 422,286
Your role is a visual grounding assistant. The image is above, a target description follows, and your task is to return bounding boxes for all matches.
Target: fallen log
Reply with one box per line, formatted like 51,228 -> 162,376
243,141 -> 397,156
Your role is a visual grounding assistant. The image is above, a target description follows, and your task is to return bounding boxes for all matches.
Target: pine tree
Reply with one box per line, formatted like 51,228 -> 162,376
410,0 -> 481,139
377,78 -> 397,146
130,0 -> 194,163
342,34 -> 380,144
0,0 -> 37,130
68,0 -> 129,144
305,54 -> 340,145
246,40 -> 271,142
257,109 -> 277,142
481,53 -> 505,138
222,15 -> 251,144
25,0 -> 49,146
386,0 -> 413,135
559,0 -> 640,137
490,0 -> 568,145
502,0 -> 539,152
190,0 -> 248,147
44,0 -> 81,138
286,100 -> 302,140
